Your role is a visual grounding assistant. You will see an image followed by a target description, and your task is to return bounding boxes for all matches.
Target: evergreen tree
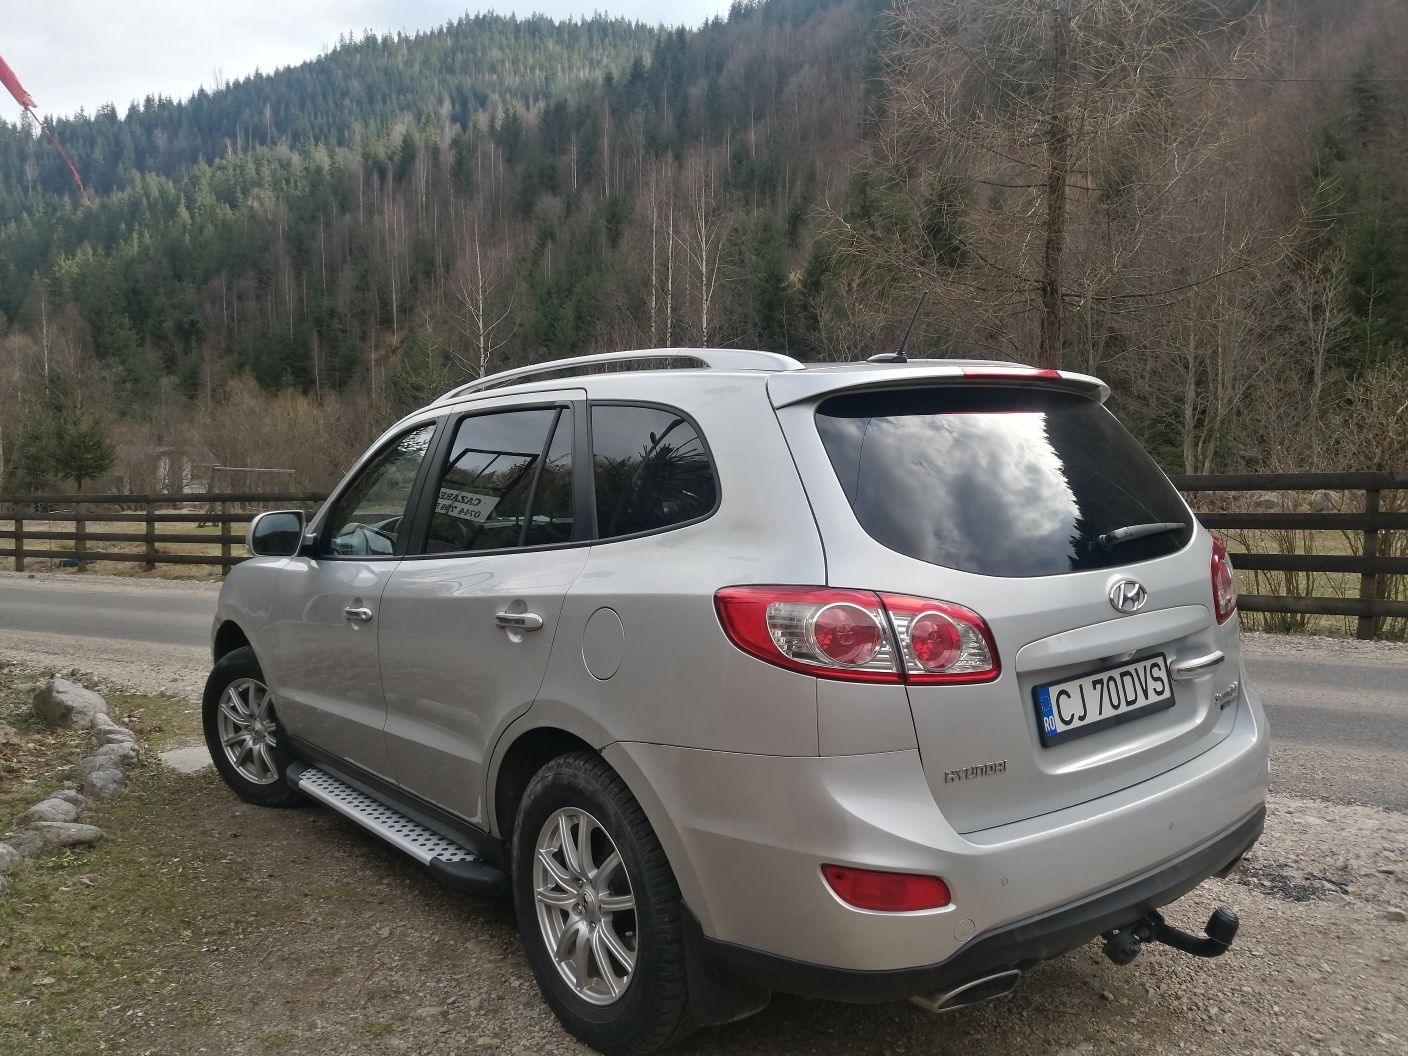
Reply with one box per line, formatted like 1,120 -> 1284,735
52,417 -> 117,492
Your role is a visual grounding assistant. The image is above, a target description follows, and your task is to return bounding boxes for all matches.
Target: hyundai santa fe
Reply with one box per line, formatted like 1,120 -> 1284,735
204,348 -> 1268,1053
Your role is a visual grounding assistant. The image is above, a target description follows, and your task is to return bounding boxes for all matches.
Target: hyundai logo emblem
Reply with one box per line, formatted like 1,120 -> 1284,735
1109,579 -> 1148,614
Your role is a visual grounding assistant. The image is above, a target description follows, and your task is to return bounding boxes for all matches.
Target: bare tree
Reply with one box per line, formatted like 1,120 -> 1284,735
446,209 -> 517,378
674,151 -> 732,347
832,0 -> 1277,368
1284,247 -> 1351,464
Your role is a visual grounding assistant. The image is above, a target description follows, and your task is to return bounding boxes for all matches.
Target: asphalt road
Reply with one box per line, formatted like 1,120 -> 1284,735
1245,652 -> 1408,811
1,572 -> 1404,808
0,578 -> 214,649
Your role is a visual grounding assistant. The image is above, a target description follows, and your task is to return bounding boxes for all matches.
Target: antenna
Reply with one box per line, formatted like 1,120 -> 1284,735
868,292 -> 928,364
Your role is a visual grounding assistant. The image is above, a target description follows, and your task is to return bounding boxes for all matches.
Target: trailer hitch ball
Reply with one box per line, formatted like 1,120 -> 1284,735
1102,906 -> 1240,966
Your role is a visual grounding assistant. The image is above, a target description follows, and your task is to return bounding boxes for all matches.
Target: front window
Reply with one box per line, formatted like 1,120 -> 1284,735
323,424 -> 435,557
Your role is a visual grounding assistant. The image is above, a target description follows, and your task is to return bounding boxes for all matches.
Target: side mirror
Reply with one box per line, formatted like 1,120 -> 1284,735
247,510 -> 306,558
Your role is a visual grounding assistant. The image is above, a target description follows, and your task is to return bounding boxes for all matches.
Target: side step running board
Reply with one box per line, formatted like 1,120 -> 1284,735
294,764 -> 508,896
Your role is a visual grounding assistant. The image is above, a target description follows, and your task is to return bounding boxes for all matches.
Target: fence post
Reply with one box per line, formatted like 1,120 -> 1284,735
13,513 -> 23,572
220,500 -> 232,576
74,502 -> 86,573
1356,487 -> 1381,641
144,499 -> 157,572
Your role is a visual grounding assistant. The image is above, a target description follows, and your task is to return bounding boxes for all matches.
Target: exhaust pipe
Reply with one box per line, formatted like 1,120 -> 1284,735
909,969 -> 1022,1014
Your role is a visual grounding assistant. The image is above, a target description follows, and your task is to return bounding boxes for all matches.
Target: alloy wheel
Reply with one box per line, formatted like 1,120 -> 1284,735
532,807 -> 638,1005
216,677 -> 281,785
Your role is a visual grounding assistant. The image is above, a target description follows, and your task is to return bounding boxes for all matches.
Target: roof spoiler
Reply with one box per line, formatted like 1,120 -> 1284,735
767,363 -> 1110,408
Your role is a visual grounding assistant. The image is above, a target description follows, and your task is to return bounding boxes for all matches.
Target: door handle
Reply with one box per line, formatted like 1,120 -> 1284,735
343,606 -> 374,624
495,611 -> 544,632
1170,650 -> 1224,681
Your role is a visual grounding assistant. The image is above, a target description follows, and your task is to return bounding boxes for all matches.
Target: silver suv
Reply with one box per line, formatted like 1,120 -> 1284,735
205,349 -> 1268,1053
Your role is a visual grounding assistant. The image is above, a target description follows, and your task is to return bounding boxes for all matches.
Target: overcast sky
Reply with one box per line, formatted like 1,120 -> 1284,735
4,1 -> 729,121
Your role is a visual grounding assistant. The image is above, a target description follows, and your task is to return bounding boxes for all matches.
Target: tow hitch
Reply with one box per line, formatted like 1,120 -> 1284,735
1101,907 -> 1239,966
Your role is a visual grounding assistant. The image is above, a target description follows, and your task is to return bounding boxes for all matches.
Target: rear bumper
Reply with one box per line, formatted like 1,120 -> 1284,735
696,804 -> 1263,1003
604,682 -> 1268,988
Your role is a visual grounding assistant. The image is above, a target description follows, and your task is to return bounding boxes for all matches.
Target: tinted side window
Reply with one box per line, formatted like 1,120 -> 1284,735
591,405 -> 716,539
324,424 -> 435,557
424,408 -> 569,554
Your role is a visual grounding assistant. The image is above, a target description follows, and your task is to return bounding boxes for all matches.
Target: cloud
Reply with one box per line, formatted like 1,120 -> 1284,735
4,1 -> 725,120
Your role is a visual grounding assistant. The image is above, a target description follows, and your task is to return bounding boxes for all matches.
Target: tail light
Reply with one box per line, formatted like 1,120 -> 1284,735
879,594 -> 1001,685
714,586 -> 999,684
1211,538 -> 1238,623
821,864 -> 952,911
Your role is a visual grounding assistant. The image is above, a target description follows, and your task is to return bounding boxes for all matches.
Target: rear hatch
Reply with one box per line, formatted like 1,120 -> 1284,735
772,373 -> 1242,834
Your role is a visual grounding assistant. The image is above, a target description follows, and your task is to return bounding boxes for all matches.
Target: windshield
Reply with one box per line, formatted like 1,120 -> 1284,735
814,386 -> 1193,577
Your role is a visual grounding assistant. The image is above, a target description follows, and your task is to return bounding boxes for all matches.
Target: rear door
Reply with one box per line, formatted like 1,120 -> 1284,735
377,394 -> 588,826
775,380 -> 1243,834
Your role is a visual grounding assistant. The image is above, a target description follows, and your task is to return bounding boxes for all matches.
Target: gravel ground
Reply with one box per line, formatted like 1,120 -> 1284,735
1241,629 -> 1408,665
0,569 -> 222,598
0,626 -> 208,700
1,575 -> 1406,1053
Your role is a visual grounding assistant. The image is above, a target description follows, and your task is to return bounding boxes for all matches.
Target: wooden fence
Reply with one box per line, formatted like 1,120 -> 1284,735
1,472 -> 1405,639
1170,471 -> 1408,640
0,492 -> 325,577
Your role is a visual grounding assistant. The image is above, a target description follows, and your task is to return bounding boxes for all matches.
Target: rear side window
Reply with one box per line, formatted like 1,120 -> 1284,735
814,387 -> 1193,577
591,404 -> 716,539
424,407 -> 573,553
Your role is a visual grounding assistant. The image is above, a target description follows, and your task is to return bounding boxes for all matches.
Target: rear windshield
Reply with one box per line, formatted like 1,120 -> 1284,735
814,387 -> 1193,577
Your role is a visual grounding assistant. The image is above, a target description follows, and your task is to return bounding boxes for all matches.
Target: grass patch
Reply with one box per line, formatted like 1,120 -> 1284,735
0,763 -> 242,1055
0,740 -> 524,1056
104,689 -> 201,750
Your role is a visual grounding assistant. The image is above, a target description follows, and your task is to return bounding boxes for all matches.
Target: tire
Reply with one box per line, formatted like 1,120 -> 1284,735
202,646 -> 303,808
512,752 -> 695,1054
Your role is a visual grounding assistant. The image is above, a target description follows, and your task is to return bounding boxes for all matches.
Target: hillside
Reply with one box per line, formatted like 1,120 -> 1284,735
0,0 -> 1405,493
0,14 -> 664,208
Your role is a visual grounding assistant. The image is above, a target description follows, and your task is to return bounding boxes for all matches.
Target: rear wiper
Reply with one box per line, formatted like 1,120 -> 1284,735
1097,522 -> 1187,551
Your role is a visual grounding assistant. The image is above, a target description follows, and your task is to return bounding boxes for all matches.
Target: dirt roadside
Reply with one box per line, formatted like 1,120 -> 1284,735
0,583 -> 1405,1055
3,758 -> 1404,1056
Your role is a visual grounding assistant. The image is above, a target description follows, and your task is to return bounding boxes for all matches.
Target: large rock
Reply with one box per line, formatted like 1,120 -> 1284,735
50,789 -> 86,808
29,822 -> 105,846
81,767 -> 127,801
0,842 -> 25,874
3,831 -> 44,858
93,713 -> 135,740
96,726 -> 137,747
33,678 -> 108,730
91,741 -> 140,765
24,798 -> 80,824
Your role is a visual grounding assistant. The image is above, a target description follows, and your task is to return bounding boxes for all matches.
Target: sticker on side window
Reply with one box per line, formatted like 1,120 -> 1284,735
435,487 -> 501,523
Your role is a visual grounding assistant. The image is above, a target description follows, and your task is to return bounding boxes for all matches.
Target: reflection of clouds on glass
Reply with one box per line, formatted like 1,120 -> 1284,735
399,428 -> 433,456
818,389 -> 1192,577
851,412 -> 1079,576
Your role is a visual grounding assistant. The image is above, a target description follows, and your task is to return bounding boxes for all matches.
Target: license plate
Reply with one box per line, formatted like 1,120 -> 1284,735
1033,654 -> 1173,747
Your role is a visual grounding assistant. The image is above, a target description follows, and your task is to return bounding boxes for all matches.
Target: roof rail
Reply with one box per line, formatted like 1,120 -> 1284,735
434,348 -> 805,404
